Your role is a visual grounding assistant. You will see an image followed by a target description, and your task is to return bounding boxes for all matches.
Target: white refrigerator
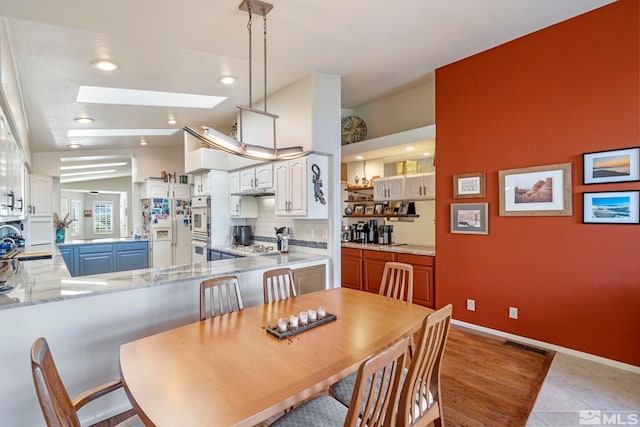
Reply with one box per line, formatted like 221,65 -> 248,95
143,197 -> 191,268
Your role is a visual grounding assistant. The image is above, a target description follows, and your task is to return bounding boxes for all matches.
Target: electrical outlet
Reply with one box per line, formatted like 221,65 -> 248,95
466,299 -> 475,311
509,307 -> 518,319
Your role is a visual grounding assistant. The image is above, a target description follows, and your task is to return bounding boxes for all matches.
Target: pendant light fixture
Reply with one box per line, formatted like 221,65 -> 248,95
185,0 -> 305,161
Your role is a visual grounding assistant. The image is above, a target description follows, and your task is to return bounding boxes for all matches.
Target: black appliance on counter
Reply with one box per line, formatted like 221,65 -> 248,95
232,225 -> 253,246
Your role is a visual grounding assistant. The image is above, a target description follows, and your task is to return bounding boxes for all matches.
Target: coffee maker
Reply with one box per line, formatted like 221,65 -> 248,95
232,225 -> 253,246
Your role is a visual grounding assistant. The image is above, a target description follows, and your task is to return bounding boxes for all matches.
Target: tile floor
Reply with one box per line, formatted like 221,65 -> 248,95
527,352 -> 640,427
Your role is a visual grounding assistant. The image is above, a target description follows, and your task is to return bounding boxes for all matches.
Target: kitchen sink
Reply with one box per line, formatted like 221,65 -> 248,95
0,259 -> 20,285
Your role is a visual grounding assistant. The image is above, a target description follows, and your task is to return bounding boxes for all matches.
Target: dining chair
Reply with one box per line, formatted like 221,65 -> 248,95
270,336 -> 409,427
200,275 -> 244,320
263,267 -> 297,304
379,262 -> 414,303
330,304 -> 452,425
30,337 -> 144,427
397,303 -> 453,427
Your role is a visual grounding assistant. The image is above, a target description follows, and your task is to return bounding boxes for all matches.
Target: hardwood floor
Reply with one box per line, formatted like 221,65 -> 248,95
441,325 -> 555,426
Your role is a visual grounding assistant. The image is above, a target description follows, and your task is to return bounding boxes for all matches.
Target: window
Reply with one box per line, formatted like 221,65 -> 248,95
93,201 -> 113,233
70,200 -> 81,236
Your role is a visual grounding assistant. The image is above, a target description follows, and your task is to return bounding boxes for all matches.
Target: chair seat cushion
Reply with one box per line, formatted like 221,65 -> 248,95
270,395 -> 348,427
116,414 -> 145,427
330,368 -> 434,415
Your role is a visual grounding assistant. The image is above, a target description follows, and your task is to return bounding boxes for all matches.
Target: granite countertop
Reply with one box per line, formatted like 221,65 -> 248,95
341,242 -> 435,256
60,237 -> 148,245
0,243 -> 328,311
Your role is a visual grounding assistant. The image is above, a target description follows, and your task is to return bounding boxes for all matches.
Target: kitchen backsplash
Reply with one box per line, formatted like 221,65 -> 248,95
245,197 -> 329,254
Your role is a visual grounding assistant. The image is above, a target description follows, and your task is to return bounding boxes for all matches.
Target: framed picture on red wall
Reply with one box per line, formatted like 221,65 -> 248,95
582,191 -> 639,224
453,172 -> 486,198
583,146 -> 640,185
499,163 -> 572,216
451,203 -> 489,235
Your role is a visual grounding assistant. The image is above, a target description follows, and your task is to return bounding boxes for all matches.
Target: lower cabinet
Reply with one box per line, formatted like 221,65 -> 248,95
59,241 -> 148,277
292,264 -> 326,295
340,247 -> 362,290
363,250 -> 394,295
341,247 -> 435,308
207,250 -> 241,261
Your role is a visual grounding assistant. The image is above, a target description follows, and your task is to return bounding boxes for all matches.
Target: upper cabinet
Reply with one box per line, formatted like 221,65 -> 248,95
275,154 -> 328,218
142,181 -> 169,199
373,176 -> 405,201
403,172 -> 435,200
193,171 -> 211,196
0,107 -> 25,220
228,170 -> 257,218
28,174 -> 52,217
237,164 -> 273,194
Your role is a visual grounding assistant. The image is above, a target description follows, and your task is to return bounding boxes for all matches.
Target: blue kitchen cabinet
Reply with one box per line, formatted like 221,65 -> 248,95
58,240 -> 148,276
115,241 -> 148,272
78,244 -> 114,276
58,246 -> 76,276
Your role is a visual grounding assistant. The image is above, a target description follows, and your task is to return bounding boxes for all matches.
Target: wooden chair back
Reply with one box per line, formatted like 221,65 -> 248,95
345,336 -> 409,427
397,304 -> 453,427
200,275 -> 244,320
31,337 -> 79,427
380,262 -> 414,303
263,268 -> 297,304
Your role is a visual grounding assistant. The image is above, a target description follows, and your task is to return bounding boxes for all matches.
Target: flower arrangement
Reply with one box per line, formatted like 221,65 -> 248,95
53,213 -> 73,230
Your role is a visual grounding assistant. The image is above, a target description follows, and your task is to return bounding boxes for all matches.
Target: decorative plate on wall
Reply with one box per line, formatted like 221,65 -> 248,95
341,116 -> 367,145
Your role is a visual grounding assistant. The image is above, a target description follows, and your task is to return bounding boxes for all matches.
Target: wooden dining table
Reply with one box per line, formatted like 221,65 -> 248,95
119,287 -> 432,427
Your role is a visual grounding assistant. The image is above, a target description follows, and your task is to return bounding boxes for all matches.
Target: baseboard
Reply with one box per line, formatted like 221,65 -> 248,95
452,319 -> 640,375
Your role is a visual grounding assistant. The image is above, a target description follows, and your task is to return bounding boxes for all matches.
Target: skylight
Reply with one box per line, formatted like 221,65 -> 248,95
77,86 -> 226,108
67,129 -> 178,137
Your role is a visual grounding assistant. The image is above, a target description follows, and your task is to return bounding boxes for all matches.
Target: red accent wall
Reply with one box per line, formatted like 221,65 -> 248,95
435,0 -> 640,366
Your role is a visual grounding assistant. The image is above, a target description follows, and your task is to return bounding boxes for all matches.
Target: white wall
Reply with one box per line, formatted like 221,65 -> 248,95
351,78 -> 435,139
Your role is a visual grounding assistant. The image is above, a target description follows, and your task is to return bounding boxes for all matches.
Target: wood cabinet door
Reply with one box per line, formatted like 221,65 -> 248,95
411,264 -> 434,308
341,254 -> 362,290
397,253 -> 435,308
363,250 -> 396,294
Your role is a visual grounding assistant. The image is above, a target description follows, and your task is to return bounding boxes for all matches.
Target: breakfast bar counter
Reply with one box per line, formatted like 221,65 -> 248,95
0,244 -> 329,427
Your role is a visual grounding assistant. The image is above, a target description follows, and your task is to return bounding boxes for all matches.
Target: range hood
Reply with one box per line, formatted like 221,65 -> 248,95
230,189 -> 275,197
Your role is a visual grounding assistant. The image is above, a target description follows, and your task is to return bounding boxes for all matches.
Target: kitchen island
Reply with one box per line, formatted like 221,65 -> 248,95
0,243 -> 329,426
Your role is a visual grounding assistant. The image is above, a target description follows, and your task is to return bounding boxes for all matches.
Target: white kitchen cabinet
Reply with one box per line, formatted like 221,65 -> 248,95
0,111 -> 25,219
239,164 -> 273,193
26,173 -> 53,245
403,172 -> 435,200
170,183 -> 190,200
275,154 -> 328,218
28,174 -> 53,217
142,181 -> 169,199
229,171 -> 257,217
193,171 -> 211,195
373,175 -> 405,201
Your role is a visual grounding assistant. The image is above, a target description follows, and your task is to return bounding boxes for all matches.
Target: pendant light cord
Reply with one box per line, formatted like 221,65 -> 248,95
247,5 -> 253,108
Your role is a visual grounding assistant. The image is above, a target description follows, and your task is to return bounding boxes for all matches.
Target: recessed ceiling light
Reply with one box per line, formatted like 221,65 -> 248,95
67,129 -> 178,137
423,152 -> 431,156
77,86 -> 226,109
356,155 -> 363,160
61,162 -> 127,170
90,59 -> 119,71
139,139 -> 148,146
167,118 -> 177,125
406,146 -> 414,151
67,143 -> 81,149
218,75 -> 237,85
74,117 -> 94,124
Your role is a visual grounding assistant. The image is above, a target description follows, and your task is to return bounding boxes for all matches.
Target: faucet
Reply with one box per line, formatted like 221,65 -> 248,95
0,224 -> 23,239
